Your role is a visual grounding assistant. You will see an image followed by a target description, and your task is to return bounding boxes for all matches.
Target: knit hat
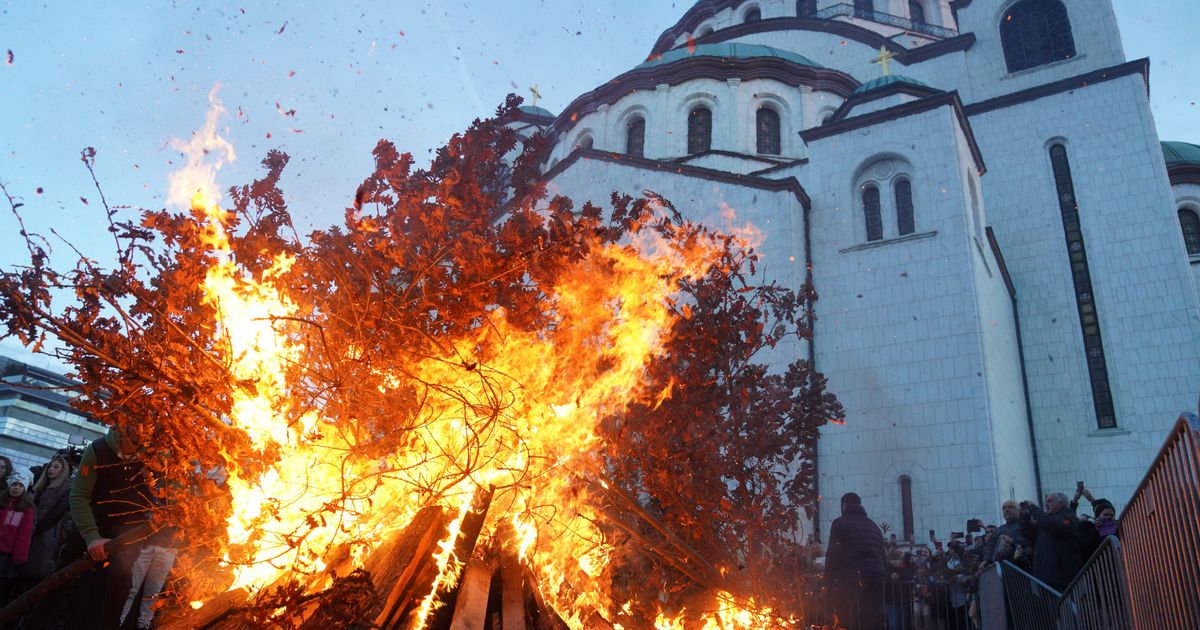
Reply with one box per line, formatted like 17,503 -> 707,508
7,473 -> 29,488
1092,498 -> 1115,518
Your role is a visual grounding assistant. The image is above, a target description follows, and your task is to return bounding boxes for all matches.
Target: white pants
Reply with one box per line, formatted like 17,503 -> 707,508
120,544 -> 178,628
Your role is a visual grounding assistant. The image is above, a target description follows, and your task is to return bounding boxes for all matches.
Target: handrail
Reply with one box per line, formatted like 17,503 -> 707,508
813,3 -> 959,39
1000,560 -> 1061,629
1057,536 -> 1133,630
1117,411 -> 1200,630
1118,412 -> 1200,524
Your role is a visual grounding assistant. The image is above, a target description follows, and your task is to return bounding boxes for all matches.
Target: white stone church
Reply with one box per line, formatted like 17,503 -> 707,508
507,0 -> 1200,543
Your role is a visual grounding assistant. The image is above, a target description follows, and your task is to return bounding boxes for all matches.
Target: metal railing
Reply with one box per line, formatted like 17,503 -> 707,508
814,3 -> 959,39
1057,537 -> 1133,630
1000,560 -> 1061,629
1118,412 -> 1200,630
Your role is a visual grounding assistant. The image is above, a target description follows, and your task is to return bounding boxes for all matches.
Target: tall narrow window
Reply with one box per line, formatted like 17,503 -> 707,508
899,475 -> 914,542
744,8 -> 762,23
688,106 -> 712,154
626,117 -> 645,158
909,0 -> 926,24
797,0 -> 817,16
854,0 -> 874,15
756,107 -> 781,155
1050,144 -> 1116,429
1000,0 -> 1076,73
895,179 -> 915,235
1180,208 -> 1200,255
863,185 -> 883,241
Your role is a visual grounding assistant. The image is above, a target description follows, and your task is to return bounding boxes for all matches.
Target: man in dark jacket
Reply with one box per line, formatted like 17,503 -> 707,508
1020,491 -> 1081,591
985,500 -> 1029,564
825,492 -> 887,630
65,426 -> 152,629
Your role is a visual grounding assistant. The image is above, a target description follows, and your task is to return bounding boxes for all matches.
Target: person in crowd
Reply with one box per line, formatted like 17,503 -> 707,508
885,548 -> 914,630
119,524 -> 178,630
984,500 -> 1029,565
66,426 -> 152,629
0,475 -> 36,608
1020,492 -> 1080,591
0,457 -> 13,488
1091,498 -> 1118,537
23,455 -> 72,584
825,492 -> 887,630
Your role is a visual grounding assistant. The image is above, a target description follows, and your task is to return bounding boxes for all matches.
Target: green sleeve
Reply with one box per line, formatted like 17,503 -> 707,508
69,444 -> 101,545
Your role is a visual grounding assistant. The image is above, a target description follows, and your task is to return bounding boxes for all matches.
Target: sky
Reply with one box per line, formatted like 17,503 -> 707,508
1,0 -> 1197,368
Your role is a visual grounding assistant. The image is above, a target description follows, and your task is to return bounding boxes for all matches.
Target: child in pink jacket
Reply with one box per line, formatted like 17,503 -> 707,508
0,474 -> 37,607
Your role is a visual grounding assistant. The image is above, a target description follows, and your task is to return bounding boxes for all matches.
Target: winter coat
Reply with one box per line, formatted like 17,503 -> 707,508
1021,505 -> 1080,591
23,482 -> 70,578
825,503 -> 887,629
0,499 -> 37,566
986,518 -> 1029,563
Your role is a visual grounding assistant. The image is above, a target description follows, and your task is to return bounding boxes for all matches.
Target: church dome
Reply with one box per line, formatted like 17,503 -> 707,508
637,42 -> 823,71
518,105 -> 555,119
851,75 -> 932,96
1162,141 -> 1200,168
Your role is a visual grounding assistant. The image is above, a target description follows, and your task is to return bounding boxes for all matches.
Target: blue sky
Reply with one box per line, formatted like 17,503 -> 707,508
1,1 -> 1196,367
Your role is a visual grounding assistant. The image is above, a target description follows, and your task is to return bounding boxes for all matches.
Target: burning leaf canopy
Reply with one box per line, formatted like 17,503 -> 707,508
0,92 -> 841,628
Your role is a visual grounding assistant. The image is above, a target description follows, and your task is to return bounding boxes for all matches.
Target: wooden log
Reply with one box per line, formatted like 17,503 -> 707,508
0,523 -> 151,625
156,586 -> 250,630
499,538 -> 526,630
522,567 -> 569,630
447,558 -> 494,630
422,485 -> 495,630
374,507 -> 450,630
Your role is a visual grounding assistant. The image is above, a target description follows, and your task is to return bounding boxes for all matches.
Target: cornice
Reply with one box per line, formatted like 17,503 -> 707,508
1168,165 -> 1200,186
963,58 -> 1150,117
544,147 -> 811,210
800,91 -> 987,175
827,81 -> 944,123
653,16 -> 976,64
547,56 -> 859,139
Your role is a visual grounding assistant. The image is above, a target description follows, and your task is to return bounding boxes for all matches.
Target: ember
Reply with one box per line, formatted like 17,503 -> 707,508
0,92 -> 840,629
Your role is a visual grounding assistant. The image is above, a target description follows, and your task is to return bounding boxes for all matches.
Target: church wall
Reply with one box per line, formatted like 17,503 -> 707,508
955,0 -> 1125,103
805,104 -> 1002,539
543,155 -> 810,331
968,73 -> 1200,508
951,124 -> 1040,510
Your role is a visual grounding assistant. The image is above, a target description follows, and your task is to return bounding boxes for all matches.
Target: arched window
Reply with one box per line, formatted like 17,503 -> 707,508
1049,143 -> 1115,429
899,475 -> 914,542
688,106 -> 712,154
697,26 -> 713,38
863,184 -> 883,241
854,0 -> 874,15
895,179 -> 915,235
909,0 -> 926,24
626,117 -> 645,158
744,8 -> 762,23
797,0 -> 818,16
1000,0 -> 1076,73
1180,208 -> 1200,255
575,135 -> 593,150
756,107 -> 781,155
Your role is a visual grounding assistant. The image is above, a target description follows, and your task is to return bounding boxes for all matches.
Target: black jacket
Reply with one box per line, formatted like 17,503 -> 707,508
1021,505 -> 1080,591
825,503 -> 887,590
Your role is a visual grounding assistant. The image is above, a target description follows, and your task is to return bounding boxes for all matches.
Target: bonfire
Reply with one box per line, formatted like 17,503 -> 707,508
0,91 -> 842,629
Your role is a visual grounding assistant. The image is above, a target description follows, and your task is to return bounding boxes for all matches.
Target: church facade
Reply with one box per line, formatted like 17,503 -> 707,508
509,0 -> 1200,542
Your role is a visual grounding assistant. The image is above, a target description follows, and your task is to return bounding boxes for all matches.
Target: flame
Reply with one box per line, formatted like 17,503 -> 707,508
171,91 -> 779,628
653,591 -> 794,629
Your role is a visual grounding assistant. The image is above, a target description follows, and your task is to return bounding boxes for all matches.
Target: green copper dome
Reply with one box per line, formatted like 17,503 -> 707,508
517,105 -> 555,118
1162,141 -> 1200,168
636,42 -> 823,70
851,74 -> 932,96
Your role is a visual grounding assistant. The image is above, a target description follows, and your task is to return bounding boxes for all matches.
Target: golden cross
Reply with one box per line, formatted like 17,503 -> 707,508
529,85 -> 542,107
871,45 -> 897,76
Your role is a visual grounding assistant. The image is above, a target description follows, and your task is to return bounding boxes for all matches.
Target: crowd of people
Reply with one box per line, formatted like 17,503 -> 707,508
818,484 -> 1122,630
0,428 -> 177,630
